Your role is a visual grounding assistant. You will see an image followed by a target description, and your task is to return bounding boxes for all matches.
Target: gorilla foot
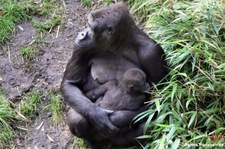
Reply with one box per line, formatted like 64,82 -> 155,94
86,140 -> 109,149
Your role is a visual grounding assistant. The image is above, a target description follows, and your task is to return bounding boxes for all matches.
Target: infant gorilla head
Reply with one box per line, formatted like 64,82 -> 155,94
121,68 -> 150,94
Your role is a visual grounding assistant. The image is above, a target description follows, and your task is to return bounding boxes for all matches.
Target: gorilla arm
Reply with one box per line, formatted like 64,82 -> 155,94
138,38 -> 168,86
61,50 -> 119,136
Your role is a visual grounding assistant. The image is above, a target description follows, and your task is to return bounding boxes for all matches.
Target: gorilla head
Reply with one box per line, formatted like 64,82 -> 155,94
121,68 -> 150,93
76,3 -> 136,50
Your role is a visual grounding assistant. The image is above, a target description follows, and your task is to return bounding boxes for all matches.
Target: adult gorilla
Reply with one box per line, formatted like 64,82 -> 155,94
61,2 -> 168,148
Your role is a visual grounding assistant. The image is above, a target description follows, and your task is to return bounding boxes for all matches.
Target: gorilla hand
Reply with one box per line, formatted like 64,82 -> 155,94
109,106 -> 148,128
87,105 -> 119,136
109,110 -> 135,128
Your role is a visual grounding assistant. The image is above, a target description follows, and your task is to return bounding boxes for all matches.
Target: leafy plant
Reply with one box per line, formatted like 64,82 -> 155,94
71,137 -> 88,149
0,89 -> 15,148
33,14 -> 62,32
20,47 -> 37,61
81,0 -> 92,7
130,0 -> 225,148
19,91 -> 42,118
103,0 -> 112,6
0,0 -> 63,44
46,91 -> 64,124
0,0 -> 29,44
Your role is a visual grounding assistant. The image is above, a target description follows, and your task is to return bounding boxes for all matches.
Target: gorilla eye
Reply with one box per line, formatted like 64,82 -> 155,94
106,27 -> 113,34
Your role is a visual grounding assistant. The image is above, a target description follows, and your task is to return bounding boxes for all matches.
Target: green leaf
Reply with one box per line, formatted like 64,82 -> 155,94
214,127 -> 225,134
188,134 -> 207,142
144,111 -> 155,133
166,124 -> 177,141
171,83 -> 177,101
159,134 -> 166,149
155,98 -> 161,113
171,139 -> 180,149
188,111 -> 197,128
156,112 -> 173,124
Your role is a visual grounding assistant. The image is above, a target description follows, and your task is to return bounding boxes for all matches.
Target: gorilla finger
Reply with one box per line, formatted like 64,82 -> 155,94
104,109 -> 114,115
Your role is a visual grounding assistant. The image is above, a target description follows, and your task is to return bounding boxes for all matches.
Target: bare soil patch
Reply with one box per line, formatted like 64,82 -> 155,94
0,0 -> 93,148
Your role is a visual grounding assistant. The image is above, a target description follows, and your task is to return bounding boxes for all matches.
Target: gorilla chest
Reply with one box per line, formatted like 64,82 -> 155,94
91,55 -> 137,84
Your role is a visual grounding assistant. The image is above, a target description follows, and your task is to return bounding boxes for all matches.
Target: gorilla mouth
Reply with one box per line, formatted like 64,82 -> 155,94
75,40 -> 81,46
75,39 -> 87,48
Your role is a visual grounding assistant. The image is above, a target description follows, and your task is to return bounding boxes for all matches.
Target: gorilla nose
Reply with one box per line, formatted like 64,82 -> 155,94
77,30 -> 88,41
144,83 -> 150,91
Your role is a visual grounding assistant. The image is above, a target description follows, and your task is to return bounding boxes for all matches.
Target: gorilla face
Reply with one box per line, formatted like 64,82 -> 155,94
75,28 -> 94,48
76,3 -> 135,50
122,68 -> 150,93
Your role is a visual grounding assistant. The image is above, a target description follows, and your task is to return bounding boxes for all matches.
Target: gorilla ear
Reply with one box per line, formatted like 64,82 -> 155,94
106,26 -> 114,35
88,13 -> 95,27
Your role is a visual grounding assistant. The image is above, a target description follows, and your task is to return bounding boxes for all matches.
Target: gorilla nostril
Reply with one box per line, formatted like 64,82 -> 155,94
78,31 -> 87,40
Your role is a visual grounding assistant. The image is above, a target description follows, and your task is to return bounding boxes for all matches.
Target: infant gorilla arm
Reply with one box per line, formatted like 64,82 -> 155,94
86,68 -> 150,107
86,68 -> 150,128
86,80 -> 117,101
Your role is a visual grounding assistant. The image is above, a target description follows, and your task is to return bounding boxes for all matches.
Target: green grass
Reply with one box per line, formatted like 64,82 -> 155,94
33,14 -> 62,32
71,137 -> 88,149
81,0 -> 92,7
130,0 -> 225,148
45,91 -> 64,124
0,89 -> 15,148
103,0 -> 113,6
20,47 -> 37,61
0,89 -> 44,148
35,0 -> 59,15
19,91 -> 42,118
32,0 -> 64,32
80,0 -> 113,6
0,0 -> 63,44
0,0 -> 30,44
0,0 -> 64,147
0,89 -> 64,148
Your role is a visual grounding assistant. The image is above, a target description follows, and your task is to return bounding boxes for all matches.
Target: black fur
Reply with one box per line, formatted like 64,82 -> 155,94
61,2 -> 168,148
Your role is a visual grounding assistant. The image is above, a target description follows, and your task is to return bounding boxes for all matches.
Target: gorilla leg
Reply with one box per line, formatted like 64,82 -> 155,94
67,108 -> 109,149
67,108 -> 90,139
110,122 -> 145,147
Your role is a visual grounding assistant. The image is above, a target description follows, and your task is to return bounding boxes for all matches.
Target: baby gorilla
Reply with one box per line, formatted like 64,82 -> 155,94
86,68 -> 150,128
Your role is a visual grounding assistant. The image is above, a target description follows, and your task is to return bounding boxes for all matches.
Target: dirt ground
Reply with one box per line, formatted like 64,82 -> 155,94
0,0 -> 98,148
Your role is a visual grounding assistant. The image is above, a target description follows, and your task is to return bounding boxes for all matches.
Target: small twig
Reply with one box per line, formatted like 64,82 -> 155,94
16,126 -> 28,131
18,25 -> 24,31
47,135 -> 55,142
29,39 -> 35,45
48,27 -> 53,33
56,25 -> 60,38
15,110 -> 29,121
36,121 -> 44,130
